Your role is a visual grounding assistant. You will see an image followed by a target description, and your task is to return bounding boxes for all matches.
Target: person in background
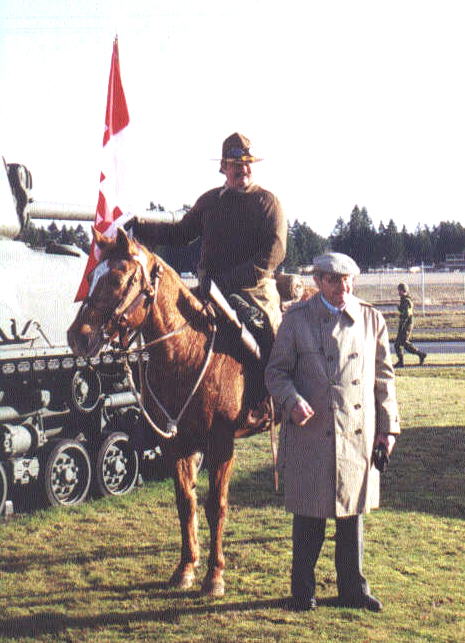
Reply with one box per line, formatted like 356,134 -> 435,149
126,132 -> 287,360
394,282 -> 427,368
265,252 -> 400,612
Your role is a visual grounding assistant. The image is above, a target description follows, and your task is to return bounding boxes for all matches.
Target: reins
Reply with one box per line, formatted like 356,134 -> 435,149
92,253 -> 218,440
123,316 -> 217,439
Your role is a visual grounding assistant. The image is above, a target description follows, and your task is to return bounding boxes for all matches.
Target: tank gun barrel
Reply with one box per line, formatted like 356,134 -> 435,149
28,203 -> 184,224
28,201 -> 95,222
2,158 -> 185,240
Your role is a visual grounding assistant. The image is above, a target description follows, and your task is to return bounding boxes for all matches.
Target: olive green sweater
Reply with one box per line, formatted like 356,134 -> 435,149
135,183 -> 287,294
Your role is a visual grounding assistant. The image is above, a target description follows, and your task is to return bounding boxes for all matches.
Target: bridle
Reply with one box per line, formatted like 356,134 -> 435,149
83,251 -> 217,440
83,251 -> 159,350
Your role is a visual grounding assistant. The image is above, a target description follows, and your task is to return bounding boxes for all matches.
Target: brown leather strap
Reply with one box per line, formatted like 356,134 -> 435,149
270,397 -> 279,492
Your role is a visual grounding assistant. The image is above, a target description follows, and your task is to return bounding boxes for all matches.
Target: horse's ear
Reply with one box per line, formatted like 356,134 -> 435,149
92,226 -> 112,250
116,226 -> 133,254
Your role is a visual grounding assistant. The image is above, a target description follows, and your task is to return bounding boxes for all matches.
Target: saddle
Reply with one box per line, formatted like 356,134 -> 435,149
197,279 -> 280,437
193,279 -> 281,489
206,280 -> 262,361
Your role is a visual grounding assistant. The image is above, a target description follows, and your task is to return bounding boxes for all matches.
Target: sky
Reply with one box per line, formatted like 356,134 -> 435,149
1,0 -> 465,238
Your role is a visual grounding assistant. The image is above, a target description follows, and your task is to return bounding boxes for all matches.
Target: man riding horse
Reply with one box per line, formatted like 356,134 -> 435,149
125,132 -> 287,362
67,138 -> 287,594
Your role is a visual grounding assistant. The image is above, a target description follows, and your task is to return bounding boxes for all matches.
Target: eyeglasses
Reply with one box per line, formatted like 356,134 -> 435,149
320,274 -> 353,285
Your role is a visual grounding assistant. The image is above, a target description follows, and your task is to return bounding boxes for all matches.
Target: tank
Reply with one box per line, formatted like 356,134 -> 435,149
0,158 -> 165,515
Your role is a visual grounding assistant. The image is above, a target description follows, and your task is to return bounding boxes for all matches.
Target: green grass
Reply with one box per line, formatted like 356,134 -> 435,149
383,310 -> 465,341
1,366 -> 465,641
383,310 -> 465,330
390,351 -> 465,370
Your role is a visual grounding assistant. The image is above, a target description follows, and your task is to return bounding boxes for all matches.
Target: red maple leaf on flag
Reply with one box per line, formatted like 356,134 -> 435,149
75,37 -> 131,301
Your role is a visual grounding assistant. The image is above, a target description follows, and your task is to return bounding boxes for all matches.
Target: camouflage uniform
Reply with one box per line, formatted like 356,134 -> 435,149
394,289 -> 426,367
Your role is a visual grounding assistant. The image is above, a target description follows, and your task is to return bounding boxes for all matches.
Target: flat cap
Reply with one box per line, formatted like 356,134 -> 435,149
312,252 -> 360,276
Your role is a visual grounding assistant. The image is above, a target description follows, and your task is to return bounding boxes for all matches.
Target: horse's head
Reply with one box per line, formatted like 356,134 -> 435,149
68,227 -> 159,357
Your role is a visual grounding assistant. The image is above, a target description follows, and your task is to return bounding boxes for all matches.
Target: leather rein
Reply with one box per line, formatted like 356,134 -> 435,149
86,253 -> 217,440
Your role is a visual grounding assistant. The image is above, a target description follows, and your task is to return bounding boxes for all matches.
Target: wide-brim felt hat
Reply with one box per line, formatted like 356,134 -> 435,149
216,132 -> 263,163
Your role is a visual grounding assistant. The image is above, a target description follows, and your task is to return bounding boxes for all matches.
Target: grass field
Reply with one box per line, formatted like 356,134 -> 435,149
0,356 -> 464,642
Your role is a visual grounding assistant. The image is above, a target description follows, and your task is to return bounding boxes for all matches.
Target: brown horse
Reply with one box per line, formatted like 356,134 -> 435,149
67,227 -> 274,596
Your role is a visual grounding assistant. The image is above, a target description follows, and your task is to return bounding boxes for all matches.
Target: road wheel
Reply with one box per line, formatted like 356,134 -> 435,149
94,432 -> 139,497
42,439 -> 91,506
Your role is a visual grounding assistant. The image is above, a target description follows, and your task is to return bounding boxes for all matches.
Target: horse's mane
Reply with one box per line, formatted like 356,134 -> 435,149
99,233 -> 200,304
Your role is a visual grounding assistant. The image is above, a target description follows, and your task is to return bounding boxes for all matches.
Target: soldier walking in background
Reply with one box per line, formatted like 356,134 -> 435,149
394,283 -> 427,368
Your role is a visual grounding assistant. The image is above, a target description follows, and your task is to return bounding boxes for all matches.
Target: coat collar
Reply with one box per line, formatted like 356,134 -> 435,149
343,295 -> 364,323
312,292 -> 363,324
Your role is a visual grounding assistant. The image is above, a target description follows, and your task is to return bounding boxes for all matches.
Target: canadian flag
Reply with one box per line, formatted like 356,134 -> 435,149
75,37 -> 132,301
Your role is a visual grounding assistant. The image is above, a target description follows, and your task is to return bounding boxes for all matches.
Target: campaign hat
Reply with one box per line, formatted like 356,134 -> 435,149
219,132 -> 263,163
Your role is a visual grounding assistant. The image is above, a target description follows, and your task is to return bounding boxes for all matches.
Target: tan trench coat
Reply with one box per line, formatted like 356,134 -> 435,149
265,294 -> 400,518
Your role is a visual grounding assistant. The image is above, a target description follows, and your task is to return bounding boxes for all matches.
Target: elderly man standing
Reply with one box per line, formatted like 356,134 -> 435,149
265,252 -> 400,612
127,132 -> 287,359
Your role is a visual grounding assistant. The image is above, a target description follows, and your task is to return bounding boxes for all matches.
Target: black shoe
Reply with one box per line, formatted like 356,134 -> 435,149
394,361 -> 404,368
287,596 -> 317,611
338,593 -> 383,612
419,352 -> 427,366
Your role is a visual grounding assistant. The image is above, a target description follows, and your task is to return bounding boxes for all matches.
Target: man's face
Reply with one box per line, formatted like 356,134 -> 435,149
314,272 -> 354,308
223,160 -> 252,190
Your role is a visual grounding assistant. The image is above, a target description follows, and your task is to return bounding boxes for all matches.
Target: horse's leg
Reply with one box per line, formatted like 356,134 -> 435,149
169,453 -> 200,589
201,430 -> 235,597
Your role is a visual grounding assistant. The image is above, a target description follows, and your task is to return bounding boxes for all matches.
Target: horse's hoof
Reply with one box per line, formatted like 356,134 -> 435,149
201,579 -> 225,597
169,570 -> 195,590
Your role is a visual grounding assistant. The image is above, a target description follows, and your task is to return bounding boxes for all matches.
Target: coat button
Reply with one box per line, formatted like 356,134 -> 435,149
327,355 -> 334,361
354,403 -> 361,409
326,430 -> 332,436
352,379 -> 360,385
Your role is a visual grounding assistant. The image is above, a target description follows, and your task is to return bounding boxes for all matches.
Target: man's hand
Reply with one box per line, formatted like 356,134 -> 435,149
290,399 -> 315,426
123,216 -> 139,236
375,433 -> 396,456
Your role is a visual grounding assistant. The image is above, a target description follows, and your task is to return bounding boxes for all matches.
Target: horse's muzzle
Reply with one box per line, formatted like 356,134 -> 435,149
67,324 -> 105,358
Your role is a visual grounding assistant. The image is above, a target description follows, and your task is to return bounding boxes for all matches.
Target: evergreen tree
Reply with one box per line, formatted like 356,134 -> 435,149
346,205 -> 377,270
381,219 -> 403,266
283,221 -> 300,270
329,217 -> 349,253
431,221 -> 465,263
47,221 -> 60,242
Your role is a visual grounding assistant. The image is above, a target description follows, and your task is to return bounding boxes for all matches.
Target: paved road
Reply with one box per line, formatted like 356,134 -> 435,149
390,341 -> 465,354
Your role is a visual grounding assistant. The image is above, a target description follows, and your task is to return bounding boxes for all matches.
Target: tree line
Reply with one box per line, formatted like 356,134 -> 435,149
284,205 -> 465,271
19,205 -> 465,273
19,221 -> 91,253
